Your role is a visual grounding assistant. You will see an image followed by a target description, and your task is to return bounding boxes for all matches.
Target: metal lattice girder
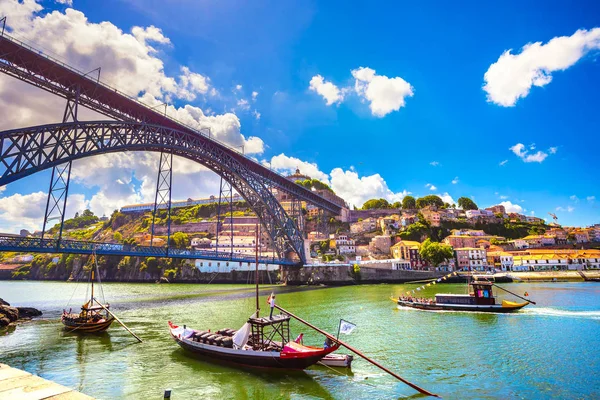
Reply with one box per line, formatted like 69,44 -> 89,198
0,34 -> 342,216
150,151 -> 173,248
290,197 -> 305,237
0,121 -> 306,262
215,176 -> 233,257
0,235 -> 298,265
40,91 -> 79,241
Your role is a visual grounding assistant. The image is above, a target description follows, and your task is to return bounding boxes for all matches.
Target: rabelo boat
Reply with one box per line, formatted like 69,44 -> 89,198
61,261 -> 115,333
395,276 -> 530,313
169,229 -> 340,370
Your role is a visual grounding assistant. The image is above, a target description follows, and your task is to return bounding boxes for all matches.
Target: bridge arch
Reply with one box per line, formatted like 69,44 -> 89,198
0,121 -> 305,262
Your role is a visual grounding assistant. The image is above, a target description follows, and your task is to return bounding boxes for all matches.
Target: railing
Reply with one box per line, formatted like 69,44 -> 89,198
0,235 -> 298,266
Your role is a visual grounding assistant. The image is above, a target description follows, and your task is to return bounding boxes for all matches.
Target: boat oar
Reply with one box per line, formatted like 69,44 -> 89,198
95,300 -> 143,343
491,284 -> 536,305
275,305 -> 440,398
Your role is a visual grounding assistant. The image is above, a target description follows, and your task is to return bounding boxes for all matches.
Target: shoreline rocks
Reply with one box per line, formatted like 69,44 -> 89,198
0,298 -> 42,328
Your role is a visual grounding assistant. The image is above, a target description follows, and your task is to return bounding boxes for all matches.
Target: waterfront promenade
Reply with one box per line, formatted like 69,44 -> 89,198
0,364 -> 94,400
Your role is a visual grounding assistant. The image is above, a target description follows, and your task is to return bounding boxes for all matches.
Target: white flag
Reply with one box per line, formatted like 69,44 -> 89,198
339,319 -> 356,335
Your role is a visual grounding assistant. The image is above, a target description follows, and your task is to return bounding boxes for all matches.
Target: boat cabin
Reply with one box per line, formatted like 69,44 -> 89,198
435,280 -> 496,305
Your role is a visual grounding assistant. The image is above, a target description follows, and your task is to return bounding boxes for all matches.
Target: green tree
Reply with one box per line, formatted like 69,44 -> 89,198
416,195 -> 444,209
170,232 -> 189,248
113,231 -> 123,242
457,197 -> 478,210
419,238 -> 454,268
391,201 -> 402,209
402,195 -> 416,209
361,198 -> 391,210
82,209 -> 95,217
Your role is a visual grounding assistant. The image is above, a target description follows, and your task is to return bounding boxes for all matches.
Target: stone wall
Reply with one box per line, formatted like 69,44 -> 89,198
281,265 -> 445,285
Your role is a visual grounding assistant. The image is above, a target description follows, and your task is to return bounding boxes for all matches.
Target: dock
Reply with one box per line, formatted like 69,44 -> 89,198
0,364 -> 94,400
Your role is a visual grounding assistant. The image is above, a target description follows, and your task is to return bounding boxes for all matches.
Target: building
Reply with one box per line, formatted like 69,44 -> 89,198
526,216 -> 544,224
390,240 -> 429,270
350,217 -> 378,234
378,217 -> 399,234
465,209 -> 494,219
521,235 -> 556,248
486,251 -> 513,271
420,208 -> 441,227
190,237 -> 211,249
329,234 -> 356,255
369,235 -> 392,254
455,247 -> 488,271
485,205 -> 506,215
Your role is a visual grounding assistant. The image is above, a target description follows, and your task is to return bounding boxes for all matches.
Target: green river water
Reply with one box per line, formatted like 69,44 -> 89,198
1,280 -> 599,399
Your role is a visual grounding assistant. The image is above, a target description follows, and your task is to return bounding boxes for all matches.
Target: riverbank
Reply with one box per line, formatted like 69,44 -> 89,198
501,270 -> 600,282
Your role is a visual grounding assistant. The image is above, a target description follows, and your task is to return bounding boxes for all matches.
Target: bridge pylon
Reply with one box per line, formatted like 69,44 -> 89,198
150,151 -> 174,252
40,86 -> 80,245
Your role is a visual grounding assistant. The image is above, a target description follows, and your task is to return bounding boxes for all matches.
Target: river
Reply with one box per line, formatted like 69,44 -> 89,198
1,280 -> 599,399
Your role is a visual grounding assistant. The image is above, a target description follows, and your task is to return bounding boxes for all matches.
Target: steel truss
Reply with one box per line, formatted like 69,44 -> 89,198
0,33 -> 342,216
215,177 -> 234,257
40,89 -> 79,242
0,235 -> 297,266
0,121 -> 306,263
150,151 -> 174,249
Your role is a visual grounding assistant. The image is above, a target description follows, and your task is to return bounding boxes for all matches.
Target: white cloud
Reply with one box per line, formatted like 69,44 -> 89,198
549,146 -> 558,154
587,196 -> 596,203
500,201 -> 523,213
237,98 -> 250,111
266,154 -> 330,183
483,28 -> 600,106
499,160 -> 508,166
451,177 -> 459,184
509,143 -> 557,163
430,161 -> 440,167
177,66 -> 211,101
351,67 -> 414,117
308,75 -> 345,106
329,168 -> 409,208
556,206 -> 575,213
500,195 -> 508,200
437,193 -> 455,206
139,93 -> 264,154
0,191 -> 88,233
253,110 -> 261,120
570,195 -> 579,203
252,91 -> 259,101
425,183 -> 437,191
265,154 -> 408,208
235,84 -> 242,91
55,0 -> 73,5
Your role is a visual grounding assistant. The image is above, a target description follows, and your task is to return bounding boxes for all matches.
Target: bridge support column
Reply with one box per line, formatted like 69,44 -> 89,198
290,197 -> 305,237
215,177 -> 234,258
150,151 -> 173,252
40,88 -> 79,245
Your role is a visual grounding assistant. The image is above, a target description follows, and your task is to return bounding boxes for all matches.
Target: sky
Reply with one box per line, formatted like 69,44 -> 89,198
0,0 -> 599,233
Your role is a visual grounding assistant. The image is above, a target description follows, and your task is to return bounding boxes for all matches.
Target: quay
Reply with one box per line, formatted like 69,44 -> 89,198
0,364 -> 94,400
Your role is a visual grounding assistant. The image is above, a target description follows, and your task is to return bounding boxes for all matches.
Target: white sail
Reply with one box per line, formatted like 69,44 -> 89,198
232,313 -> 255,349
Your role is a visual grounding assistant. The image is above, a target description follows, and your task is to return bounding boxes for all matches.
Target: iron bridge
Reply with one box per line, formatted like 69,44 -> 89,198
0,28 -> 344,265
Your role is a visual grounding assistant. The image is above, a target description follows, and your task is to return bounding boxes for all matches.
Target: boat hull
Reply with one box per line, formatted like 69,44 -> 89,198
396,300 -> 528,313
170,326 -> 338,370
61,316 -> 115,333
320,354 -> 353,368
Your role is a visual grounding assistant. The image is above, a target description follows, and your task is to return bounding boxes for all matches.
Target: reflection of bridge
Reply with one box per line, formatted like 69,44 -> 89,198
0,28 -> 342,265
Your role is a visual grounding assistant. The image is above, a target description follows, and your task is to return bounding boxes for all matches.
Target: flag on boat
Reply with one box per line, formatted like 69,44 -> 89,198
339,319 -> 356,335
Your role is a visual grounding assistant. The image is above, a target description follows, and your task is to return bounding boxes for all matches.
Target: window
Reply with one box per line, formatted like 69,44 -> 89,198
226,262 -> 229,267
208,262 -> 212,267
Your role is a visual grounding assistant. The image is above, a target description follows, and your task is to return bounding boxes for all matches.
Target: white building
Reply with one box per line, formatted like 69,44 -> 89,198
330,234 -> 356,255
465,209 -> 494,219
195,259 -> 278,273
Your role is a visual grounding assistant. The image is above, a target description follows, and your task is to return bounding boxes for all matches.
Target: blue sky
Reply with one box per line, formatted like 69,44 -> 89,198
0,0 -> 599,232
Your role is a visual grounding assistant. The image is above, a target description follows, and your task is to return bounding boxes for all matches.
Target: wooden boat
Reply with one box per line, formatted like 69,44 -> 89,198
61,262 -> 115,333
320,353 -> 353,368
169,227 -> 339,370
395,278 -> 530,313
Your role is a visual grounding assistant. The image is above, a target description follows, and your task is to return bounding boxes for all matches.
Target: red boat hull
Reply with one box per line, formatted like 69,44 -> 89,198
169,324 -> 338,370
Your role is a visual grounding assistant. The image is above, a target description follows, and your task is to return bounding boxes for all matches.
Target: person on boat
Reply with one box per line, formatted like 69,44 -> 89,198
323,337 -> 333,349
294,333 -> 304,344
268,293 -> 276,319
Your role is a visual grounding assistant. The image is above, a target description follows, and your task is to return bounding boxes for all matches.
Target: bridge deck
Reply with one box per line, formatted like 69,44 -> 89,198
0,364 -> 94,400
0,235 -> 299,266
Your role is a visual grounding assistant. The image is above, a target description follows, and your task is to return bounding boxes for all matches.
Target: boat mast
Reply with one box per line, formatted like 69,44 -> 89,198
90,255 -> 95,306
255,224 -> 259,317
